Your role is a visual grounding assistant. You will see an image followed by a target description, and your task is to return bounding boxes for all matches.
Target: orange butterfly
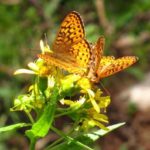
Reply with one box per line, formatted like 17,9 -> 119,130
38,11 -> 138,82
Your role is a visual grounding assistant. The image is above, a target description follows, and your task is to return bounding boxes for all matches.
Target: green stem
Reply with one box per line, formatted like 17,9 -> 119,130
46,123 -> 78,149
51,126 -> 93,150
55,108 -> 78,118
29,138 -> 36,150
45,137 -> 64,149
25,110 -> 34,124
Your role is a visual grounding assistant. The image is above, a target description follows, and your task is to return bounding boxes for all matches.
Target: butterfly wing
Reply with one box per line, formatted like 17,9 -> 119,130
53,11 -> 85,53
97,56 -> 138,79
52,11 -> 91,68
39,11 -> 91,73
38,52 -> 86,74
99,56 -> 115,65
87,36 -> 105,81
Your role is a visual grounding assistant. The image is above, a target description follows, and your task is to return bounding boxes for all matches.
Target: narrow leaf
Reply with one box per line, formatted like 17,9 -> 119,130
86,122 -> 126,141
47,122 -> 125,150
0,123 -> 30,133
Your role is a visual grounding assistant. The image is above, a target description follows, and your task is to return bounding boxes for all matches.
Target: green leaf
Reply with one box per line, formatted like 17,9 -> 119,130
46,122 -> 125,150
47,137 -> 94,150
85,122 -> 126,141
48,141 -> 93,150
0,123 -> 31,133
26,85 -> 59,139
49,126 -> 94,150
38,77 -> 48,93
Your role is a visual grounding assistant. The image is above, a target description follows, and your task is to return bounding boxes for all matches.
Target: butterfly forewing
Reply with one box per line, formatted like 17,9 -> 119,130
70,39 -> 91,67
38,11 -> 91,74
38,52 -> 86,74
53,11 -> 85,54
97,56 -> 138,78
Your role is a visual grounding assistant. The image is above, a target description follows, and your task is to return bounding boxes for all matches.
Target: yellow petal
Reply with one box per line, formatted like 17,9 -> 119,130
14,69 -> 36,75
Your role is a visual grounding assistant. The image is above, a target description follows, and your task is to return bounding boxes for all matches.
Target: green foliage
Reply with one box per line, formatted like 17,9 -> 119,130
0,123 -> 30,133
26,86 -> 59,139
0,0 -> 149,149
0,40 -> 124,149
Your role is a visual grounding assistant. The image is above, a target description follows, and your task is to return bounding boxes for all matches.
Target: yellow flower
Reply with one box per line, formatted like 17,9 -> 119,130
60,74 -> 81,92
60,97 -> 86,109
87,89 -> 100,113
14,40 -> 57,77
95,89 -> 110,112
11,94 -> 34,111
77,77 -> 91,91
40,40 -> 52,53
13,39 -> 111,132
81,108 -> 109,131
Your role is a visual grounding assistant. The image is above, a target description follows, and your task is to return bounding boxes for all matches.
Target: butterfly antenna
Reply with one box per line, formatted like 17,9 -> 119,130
44,33 -> 48,45
99,81 -> 110,96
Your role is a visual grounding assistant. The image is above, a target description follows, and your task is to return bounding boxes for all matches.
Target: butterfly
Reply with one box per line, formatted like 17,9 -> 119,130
38,11 -> 138,82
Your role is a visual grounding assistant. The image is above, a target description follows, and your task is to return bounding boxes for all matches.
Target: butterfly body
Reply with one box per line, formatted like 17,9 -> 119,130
38,11 -> 138,82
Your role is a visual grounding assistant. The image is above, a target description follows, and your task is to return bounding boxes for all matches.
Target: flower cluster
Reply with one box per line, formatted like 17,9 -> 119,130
13,40 -> 111,131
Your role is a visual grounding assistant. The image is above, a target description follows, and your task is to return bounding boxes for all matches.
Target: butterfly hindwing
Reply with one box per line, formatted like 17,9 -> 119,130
87,36 -> 105,82
97,56 -> 138,78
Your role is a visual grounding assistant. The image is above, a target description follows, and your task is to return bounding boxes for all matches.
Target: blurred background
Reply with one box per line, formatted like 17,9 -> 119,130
0,0 -> 150,149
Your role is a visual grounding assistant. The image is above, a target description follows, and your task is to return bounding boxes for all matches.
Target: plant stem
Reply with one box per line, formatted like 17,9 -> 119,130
46,123 -> 78,149
55,106 -> 82,118
51,126 -> 93,150
55,109 -> 76,118
25,110 -> 34,124
45,137 -> 64,149
29,138 -> 36,150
